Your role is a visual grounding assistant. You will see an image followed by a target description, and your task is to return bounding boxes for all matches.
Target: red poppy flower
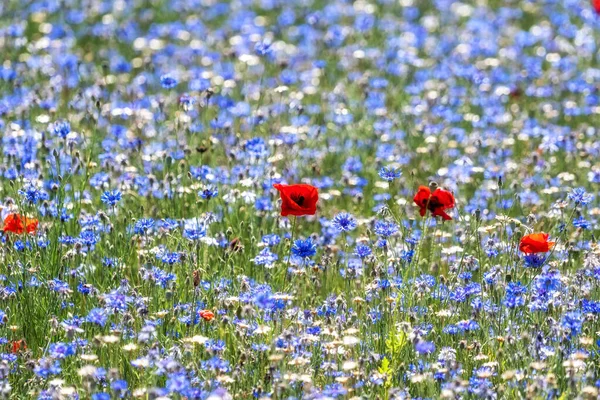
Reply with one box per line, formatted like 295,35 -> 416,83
593,0 -> 600,14
519,233 -> 555,254
198,310 -> 215,321
3,213 -> 38,234
10,340 -> 26,354
413,186 -> 455,221
273,183 -> 319,217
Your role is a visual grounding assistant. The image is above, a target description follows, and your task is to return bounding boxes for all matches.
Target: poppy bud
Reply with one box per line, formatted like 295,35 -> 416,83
229,237 -> 243,252
192,270 -> 200,287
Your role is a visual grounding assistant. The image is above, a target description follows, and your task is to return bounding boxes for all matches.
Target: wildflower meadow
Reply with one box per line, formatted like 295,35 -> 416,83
1,0 -> 600,398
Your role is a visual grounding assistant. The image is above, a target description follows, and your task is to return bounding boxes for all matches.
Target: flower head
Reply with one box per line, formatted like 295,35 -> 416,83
291,238 -> 317,258
52,120 -> 71,138
255,40 -> 272,56
519,233 -> 554,254
199,185 -> 219,200
198,310 -> 215,321
378,166 -> 402,181
273,183 -> 319,217
374,220 -> 398,237
332,212 -> 357,232
3,213 -> 38,234
10,339 -> 26,354
101,190 -> 122,207
413,186 -> 455,221
415,340 -> 435,355
567,187 -> 594,205
160,74 -> 178,89
354,244 -> 372,258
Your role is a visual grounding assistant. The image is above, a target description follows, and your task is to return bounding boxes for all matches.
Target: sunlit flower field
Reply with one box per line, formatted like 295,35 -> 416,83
1,0 -> 600,398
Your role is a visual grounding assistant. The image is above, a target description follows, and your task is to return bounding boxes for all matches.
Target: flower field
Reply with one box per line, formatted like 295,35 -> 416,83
0,0 -> 600,398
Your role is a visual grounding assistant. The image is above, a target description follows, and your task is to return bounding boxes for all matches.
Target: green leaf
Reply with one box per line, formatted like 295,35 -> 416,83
385,328 -> 407,356
378,357 -> 391,375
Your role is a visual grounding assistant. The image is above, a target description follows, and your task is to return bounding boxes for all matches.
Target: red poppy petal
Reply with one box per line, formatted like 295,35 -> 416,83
432,189 -> 455,209
413,186 -> 431,207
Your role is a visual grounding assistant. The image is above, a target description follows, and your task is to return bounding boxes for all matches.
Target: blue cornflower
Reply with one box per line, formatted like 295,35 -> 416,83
524,253 -> 546,268
506,282 -> 527,296
415,341 -> 435,355
87,308 -> 108,327
92,393 -> 110,400
160,251 -> 181,264
458,272 -> 472,281
159,219 -> 179,231
261,234 -> 280,246
485,247 -> 499,258
48,342 -> 76,359
103,290 -> 132,313
378,166 -> 402,181
254,40 -> 272,56
457,319 -> 479,332
199,185 -> 218,200
374,220 -> 398,237
354,244 -> 372,258
400,249 -> 415,263
205,339 -> 226,352
504,282 -> 527,309
245,137 -> 269,158
77,283 -> 93,295
111,379 -> 128,392
160,74 -> 178,89
101,190 -> 122,206
13,240 -> 27,251
332,212 -> 357,232
19,184 -> 47,204
534,270 -> 562,293
179,93 -> 196,110
52,120 -> 71,138
166,373 -> 190,394
568,187 -> 594,205
34,358 -> 62,378
183,223 -> 206,241
134,218 -> 155,235
79,230 -> 100,248
449,287 -> 467,302
377,279 -> 391,290
202,356 -> 230,372
583,299 -> 600,314
443,324 -> 459,335
562,311 -> 583,337
573,216 -> 592,230
146,267 -> 176,288
291,238 -> 317,258
255,197 -> 273,211
254,247 -> 278,266
406,237 -> 419,247
49,279 -> 71,294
